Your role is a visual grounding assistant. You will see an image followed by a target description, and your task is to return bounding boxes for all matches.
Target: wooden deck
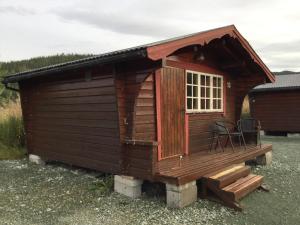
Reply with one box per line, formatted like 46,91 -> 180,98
155,144 -> 272,185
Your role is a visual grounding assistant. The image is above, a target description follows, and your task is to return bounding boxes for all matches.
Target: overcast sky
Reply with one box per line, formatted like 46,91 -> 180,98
0,0 -> 299,71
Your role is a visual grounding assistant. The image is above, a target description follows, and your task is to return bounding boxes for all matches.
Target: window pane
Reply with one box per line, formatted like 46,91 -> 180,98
201,76 -> 205,86
206,87 -> 210,97
201,87 -> 205,97
187,85 -> 192,97
213,99 -> 217,109
218,88 -> 221,98
206,76 -> 210,86
218,99 -> 222,109
206,99 -> 210,109
213,77 -> 217,86
193,74 -> 198,85
187,98 -> 192,109
193,86 -> 198,97
217,78 -> 221,87
201,99 -> 205,109
193,98 -> 198,110
213,88 -> 217,98
187,73 -> 192,84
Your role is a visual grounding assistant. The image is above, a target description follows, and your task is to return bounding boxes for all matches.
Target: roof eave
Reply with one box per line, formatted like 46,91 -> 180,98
2,48 -> 147,84
250,86 -> 300,93
146,25 -> 275,83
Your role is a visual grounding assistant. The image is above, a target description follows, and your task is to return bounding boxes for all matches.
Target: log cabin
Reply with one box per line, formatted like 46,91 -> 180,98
250,74 -> 300,136
2,25 -> 274,209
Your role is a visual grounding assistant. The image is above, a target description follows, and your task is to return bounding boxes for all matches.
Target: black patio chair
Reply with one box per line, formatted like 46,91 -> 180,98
210,120 -> 246,151
237,118 -> 262,148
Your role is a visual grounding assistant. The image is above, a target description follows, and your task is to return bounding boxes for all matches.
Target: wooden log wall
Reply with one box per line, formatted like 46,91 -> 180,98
114,59 -> 159,178
20,65 -> 122,174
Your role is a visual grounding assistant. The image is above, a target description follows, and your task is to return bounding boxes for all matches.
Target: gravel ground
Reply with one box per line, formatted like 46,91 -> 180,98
0,136 -> 299,225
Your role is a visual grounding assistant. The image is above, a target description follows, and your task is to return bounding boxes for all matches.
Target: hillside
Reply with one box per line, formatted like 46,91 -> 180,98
0,54 -> 92,106
273,71 -> 300,75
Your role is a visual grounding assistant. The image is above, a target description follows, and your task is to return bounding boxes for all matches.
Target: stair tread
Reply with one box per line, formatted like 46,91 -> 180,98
222,174 -> 261,191
204,164 -> 247,179
222,174 -> 263,201
223,174 -> 259,191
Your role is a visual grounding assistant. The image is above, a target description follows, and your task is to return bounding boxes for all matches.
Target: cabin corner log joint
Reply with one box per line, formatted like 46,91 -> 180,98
3,25 -> 274,209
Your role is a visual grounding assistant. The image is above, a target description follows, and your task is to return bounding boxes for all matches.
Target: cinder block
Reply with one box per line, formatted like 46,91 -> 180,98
256,151 -> 272,166
28,154 -> 45,165
166,181 -> 197,208
114,175 -> 143,198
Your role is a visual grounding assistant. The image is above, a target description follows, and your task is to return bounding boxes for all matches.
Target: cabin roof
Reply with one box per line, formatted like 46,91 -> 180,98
252,74 -> 300,92
2,25 -> 274,84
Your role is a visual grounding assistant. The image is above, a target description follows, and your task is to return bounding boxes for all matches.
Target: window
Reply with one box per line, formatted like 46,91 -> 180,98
186,71 -> 223,112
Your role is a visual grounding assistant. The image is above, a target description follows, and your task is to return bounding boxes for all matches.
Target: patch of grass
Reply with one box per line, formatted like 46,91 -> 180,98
0,142 -> 25,160
0,100 -> 25,160
0,115 -> 25,148
89,175 -> 114,196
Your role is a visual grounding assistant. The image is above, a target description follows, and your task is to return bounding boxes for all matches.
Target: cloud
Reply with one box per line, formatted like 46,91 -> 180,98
0,6 -> 36,16
0,0 -> 299,71
52,8 -> 192,38
260,40 -> 300,54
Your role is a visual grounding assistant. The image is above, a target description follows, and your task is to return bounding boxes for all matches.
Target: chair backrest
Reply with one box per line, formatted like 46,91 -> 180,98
238,118 -> 257,133
214,121 -> 230,134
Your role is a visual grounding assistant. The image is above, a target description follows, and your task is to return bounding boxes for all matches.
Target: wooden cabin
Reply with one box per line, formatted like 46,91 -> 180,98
250,74 -> 300,135
2,25 -> 274,209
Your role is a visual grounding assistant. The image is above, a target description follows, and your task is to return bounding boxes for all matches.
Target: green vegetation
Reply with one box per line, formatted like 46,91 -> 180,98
0,142 -> 25,160
0,100 -> 25,159
89,175 -> 114,196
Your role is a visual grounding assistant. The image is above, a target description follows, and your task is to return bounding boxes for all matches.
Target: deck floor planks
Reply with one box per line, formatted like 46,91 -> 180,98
155,144 -> 272,185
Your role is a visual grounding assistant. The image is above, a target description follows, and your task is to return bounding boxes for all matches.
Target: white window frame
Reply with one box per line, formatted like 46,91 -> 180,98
186,70 -> 223,113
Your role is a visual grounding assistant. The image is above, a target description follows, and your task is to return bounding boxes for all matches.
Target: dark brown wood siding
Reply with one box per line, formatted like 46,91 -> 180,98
19,66 -> 122,173
250,90 -> 300,132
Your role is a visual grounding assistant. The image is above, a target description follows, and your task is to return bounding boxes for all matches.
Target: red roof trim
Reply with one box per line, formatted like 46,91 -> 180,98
146,25 -> 275,83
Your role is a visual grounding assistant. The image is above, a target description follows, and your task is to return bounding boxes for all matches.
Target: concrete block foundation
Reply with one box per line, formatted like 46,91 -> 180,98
114,175 -> 143,198
166,181 -> 197,208
256,151 -> 272,166
28,154 -> 45,165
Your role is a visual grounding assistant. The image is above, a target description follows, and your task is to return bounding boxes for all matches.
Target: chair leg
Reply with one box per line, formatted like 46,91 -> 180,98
228,135 -> 235,151
238,136 -> 242,147
241,133 -> 247,150
216,136 -> 224,152
214,135 -> 219,150
224,136 -> 229,148
210,134 -> 215,152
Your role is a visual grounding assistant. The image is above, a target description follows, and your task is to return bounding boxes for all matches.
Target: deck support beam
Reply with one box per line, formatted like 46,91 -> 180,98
114,175 -> 143,198
166,181 -> 197,208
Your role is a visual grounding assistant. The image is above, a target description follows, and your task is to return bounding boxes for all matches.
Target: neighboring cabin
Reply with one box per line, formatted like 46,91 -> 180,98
250,74 -> 300,135
2,25 -> 274,208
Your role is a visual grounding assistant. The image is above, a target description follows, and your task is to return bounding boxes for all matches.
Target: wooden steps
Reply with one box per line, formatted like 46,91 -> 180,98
221,174 -> 263,201
201,164 -> 266,211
